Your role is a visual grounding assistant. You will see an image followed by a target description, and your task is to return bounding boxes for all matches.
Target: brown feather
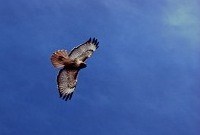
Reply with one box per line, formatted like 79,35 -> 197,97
51,50 -> 69,68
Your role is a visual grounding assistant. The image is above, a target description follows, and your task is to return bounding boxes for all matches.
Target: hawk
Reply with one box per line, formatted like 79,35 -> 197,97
50,38 -> 99,101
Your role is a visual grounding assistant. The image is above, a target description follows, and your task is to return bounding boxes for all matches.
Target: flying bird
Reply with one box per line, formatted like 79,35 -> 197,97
50,38 -> 99,101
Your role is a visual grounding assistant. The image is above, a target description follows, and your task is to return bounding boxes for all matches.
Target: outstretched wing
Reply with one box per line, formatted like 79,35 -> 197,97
69,38 -> 99,62
57,68 -> 79,101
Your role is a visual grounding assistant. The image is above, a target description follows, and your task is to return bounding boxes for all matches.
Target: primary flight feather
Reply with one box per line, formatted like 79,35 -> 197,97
50,38 -> 99,101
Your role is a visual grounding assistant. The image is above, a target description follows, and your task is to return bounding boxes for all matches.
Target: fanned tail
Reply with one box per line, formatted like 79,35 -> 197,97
51,50 -> 69,68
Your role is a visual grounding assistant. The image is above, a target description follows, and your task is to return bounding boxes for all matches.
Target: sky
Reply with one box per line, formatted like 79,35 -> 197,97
0,0 -> 200,135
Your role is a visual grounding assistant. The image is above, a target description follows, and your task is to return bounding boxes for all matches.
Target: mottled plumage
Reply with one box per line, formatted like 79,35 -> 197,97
50,38 -> 99,101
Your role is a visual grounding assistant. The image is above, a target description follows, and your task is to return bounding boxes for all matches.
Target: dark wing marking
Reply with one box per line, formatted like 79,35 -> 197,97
57,68 -> 79,101
69,38 -> 99,62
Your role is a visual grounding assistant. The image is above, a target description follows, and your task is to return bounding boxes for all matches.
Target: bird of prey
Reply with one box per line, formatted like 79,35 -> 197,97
50,38 -> 99,101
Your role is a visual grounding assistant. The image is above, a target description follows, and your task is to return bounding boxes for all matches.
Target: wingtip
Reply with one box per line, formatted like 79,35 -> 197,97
65,94 -> 70,101
88,37 -> 91,42
59,92 -> 62,98
59,92 -> 73,101
88,37 -> 99,48
69,92 -> 73,100
96,42 -> 99,48
62,94 -> 66,99
92,38 -> 95,43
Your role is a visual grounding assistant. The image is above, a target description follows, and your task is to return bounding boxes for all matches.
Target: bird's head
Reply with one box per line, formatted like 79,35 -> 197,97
79,62 -> 87,69
74,59 -> 87,69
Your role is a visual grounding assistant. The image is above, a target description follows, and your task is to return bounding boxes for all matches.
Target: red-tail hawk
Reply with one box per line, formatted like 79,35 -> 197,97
50,38 -> 99,101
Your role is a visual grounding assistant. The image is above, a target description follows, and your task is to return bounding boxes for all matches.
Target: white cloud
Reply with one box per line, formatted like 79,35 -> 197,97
163,0 -> 200,44
166,6 -> 197,26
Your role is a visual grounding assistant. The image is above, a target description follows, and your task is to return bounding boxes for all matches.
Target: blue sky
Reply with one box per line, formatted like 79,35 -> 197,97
0,0 -> 199,135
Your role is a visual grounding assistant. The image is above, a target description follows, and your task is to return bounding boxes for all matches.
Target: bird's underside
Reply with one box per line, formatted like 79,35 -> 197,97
50,38 -> 99,101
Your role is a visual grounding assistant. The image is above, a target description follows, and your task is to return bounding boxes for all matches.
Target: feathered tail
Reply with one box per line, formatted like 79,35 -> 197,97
51,50 -> 69,68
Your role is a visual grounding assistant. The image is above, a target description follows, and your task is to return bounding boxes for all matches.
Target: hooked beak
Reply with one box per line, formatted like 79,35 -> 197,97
80,62 -> 87,69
